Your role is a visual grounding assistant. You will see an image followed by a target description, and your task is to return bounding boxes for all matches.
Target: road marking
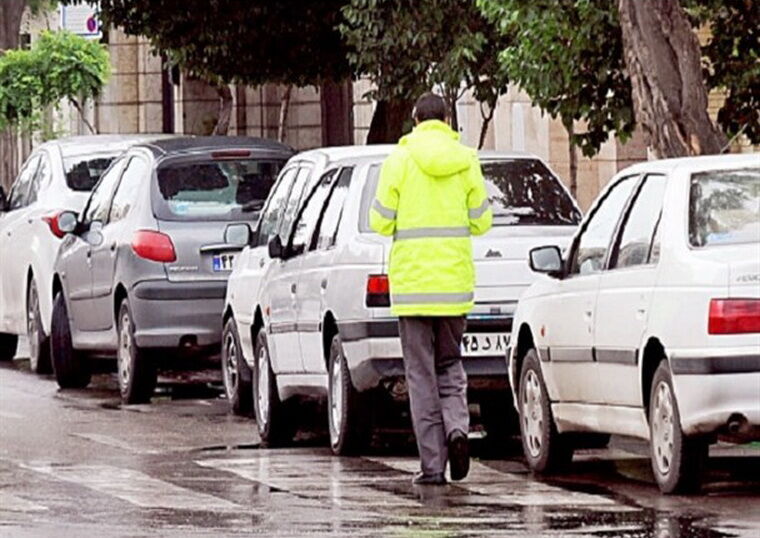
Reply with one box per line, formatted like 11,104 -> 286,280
72,433 -> 162,455
22,463 -> 240,512
0,491 -> 48,512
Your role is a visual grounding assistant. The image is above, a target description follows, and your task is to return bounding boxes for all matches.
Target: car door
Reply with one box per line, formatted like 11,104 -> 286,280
593,174 -> 668,405
89,156 -> 150,331
263,166 -> 313,374
541,174 -> 639,403
59,159 -> 126,331
0,153 -> 41,333
292,168 -> 351,373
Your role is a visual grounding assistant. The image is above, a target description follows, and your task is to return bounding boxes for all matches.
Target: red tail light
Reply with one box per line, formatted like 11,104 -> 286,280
366,274 -> 390,307
131,230 -> 176,263
709,299 -> 760,334
42,213 -> 65,239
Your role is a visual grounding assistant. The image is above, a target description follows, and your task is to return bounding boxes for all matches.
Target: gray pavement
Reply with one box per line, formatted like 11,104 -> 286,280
1,343 -> 758,537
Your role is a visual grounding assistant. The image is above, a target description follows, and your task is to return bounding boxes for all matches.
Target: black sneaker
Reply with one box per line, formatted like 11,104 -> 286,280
448,430 -> 470,481
412,472 -> 447,486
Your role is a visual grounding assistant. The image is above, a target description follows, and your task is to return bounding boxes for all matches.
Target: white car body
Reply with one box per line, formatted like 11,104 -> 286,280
508,153 -> 760,442
225,146 -> 581,403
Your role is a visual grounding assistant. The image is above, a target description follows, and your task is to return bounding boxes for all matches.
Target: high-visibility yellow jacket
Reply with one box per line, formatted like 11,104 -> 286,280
370,120 -> 492,316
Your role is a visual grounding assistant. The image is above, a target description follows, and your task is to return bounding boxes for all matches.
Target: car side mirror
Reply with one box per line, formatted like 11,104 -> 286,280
224,223 -> 251,247
0,185 -> 7,212
56,211 -> 78,235
268,235 -> 284,259
529,246 -> 564,278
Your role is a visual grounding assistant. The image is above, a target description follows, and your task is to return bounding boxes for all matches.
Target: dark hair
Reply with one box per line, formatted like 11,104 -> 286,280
412,92 -> 447,122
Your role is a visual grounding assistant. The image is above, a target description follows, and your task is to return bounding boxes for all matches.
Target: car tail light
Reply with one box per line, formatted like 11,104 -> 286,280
42,212 -> 66,239
211,150 -> 251,160
366,274 -> 390,308
708,299 -> 760,334
131,230 -> 177,263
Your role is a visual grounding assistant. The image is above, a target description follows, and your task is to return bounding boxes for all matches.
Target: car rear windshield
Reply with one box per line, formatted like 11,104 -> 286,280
64,154 -> 117,192
154,159 -> 285,221
689,167 -> 760,247
481,159 -> 581,225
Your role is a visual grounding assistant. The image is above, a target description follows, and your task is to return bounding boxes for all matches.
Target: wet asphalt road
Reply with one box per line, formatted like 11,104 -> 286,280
1,343 -> 759,537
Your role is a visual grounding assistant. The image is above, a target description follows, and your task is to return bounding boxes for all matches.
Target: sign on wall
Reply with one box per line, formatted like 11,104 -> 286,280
60,3 -> 102,40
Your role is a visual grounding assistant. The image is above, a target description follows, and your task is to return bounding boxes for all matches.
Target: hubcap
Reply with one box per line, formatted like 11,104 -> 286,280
256,346 -> 270,428
118,312 -> 132,391
329,351 -> 344,445
521,369 -> 544,458
223,331 -> 238,399
27,284 -> 39,362
652,380 -> 675,475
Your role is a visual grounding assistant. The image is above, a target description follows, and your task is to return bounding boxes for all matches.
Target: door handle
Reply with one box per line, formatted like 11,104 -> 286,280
259,258 -> 265,268
321,279 -> 328,290
291,283 -> 297,294
110,242 -> 117,252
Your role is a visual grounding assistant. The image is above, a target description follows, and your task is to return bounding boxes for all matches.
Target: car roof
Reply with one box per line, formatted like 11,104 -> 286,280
138,136 -> 294,158
620,153 -> 759,176
43,134 -> 177,159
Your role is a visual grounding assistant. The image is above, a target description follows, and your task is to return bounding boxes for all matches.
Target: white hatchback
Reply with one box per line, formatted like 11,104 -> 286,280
223,146 -> 581,454
508,154 -> 759,493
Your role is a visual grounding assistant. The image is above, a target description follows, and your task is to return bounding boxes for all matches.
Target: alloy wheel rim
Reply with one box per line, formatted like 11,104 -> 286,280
118,312 -> 132,391
27,284 -> 39,362
329,352 -> 344,445
652,380 -> 675,475
522,370 -> 544,458
257,346 -> 270,428
223,331 -> 238,399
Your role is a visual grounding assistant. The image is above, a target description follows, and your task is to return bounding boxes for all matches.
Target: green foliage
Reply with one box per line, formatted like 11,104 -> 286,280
0,31 -> 110,131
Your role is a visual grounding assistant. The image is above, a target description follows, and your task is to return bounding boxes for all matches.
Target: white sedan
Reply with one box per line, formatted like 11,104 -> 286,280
508,153 -> 759,494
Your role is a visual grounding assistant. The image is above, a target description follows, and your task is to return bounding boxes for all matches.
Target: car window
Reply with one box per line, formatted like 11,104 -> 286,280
83,159 -> 126,225
570,174 -> 639,276
110,157 -> 150,223
359,164 -> 381,233
611,174 -> 668,269
63,154 -> 116,192
27,153 -> 52,206
689,167 -> 760,247
277,166 -> 313,241
290,169 -> 338,255
314,167 -> 353,250
257,167 -> 298,247
481,159 -> 581,225
7,154 -> 41,211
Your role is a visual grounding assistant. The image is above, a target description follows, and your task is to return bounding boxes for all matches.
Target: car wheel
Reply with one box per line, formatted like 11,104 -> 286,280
50,292 -> 90,389
27,279 -> 51,374
649,360 -> 707,494
0,333 -> 18,361
253,328 -> 292,447
518,349 -> 573,473
328,334 -> 371,456
117,300 -> 157,405
222,317 -> 252,416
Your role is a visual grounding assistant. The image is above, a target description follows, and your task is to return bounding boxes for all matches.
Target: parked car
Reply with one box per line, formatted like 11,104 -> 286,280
508,154 -> 760,494
0,135 -> 173,372
222,146 -> 582,454
49,136 -> 293,404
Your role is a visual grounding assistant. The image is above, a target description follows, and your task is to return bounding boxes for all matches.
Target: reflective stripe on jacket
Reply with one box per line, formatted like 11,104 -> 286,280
370,120 -> 492,316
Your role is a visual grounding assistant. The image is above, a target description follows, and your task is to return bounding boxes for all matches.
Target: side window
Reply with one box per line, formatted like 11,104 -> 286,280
7,154 -> 40,210
257,167 -> 298,246
611,174 -> 668,269
109,157 -> 150,223
314,167 -> 353,250
277,166 -> 313,241
571,175 -> 639,275
290,170 -> 338,255
28,154 -> 53,205
83,159 -> 125,225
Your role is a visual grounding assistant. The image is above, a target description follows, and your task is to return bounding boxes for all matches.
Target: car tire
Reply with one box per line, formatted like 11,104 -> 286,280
0,333 -> 18,361
117,299 -> 157,405
50,292 -> 91,389
221,317 -> 252,416
649,360 -> 708,494
27,279 -> 52,374
518,348 -> 573,473
253,328 -> 292,447
328,334 -> 371,456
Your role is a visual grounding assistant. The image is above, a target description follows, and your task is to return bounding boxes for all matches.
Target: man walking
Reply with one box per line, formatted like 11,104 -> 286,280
370,92 -> 492,485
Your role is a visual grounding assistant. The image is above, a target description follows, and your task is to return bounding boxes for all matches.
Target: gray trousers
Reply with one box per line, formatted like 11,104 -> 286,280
399,316 -> 469,475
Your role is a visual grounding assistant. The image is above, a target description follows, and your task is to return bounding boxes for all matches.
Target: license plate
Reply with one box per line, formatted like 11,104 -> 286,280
461,333 -> 510,357
212,253 -> 235,272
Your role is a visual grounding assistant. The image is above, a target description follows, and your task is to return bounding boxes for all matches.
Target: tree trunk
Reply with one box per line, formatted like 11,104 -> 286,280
0,0 -> 26,191
617,0 -> 726,157
566,122 -> 578,199
69,98 -> 97,135
366,98 -> 413,144
277,85 -> 293,143
212,83 -> 233,136
478,101 -> 496,150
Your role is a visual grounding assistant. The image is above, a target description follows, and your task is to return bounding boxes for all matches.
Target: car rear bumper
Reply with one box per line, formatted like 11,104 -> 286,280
130,280 -> 226,349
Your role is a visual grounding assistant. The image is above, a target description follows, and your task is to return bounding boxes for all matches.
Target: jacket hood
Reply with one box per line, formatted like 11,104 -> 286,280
399,120 -> 472,178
